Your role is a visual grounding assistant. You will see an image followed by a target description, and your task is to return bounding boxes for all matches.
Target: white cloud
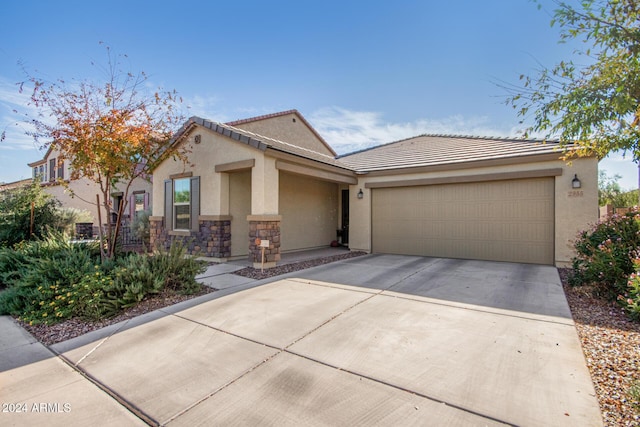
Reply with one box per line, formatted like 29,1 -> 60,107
183,94 -> 226,122
0,76 -> 41,151
309,106 -> 522,155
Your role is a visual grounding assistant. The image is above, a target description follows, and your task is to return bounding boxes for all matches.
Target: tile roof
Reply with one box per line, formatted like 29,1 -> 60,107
182,117 -> 351,170
173,115 -> 577,175
0,179 -> 32,192
338,134 -> 573,172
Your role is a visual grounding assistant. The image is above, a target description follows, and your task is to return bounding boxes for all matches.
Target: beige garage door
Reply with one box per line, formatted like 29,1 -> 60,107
371,178 -> 554,264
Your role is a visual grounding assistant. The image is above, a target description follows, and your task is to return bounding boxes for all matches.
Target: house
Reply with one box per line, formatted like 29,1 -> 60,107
0,179 -> 32,193
150,110 -> 598,268
27,146 -> 152,227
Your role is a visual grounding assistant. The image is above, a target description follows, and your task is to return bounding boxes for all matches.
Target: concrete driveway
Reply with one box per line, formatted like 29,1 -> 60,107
1,254 -> 602,426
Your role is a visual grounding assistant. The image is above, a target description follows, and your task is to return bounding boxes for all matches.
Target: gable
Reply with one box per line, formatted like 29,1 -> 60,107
227,110 -> 337,157
174,117 -> 349,170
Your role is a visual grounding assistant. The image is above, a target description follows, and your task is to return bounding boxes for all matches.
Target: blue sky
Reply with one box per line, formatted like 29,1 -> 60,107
0,0 -> 636,189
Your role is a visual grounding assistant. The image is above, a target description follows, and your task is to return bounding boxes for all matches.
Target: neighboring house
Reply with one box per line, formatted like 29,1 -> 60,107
151,109 -> 598,268
27,146 -> 152,227
0,179 -> 32,193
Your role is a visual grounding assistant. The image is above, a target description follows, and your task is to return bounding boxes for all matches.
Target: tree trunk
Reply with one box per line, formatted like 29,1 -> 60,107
96,194 -> 106,261
103,189 -> 114,258
110,199 -> 125,257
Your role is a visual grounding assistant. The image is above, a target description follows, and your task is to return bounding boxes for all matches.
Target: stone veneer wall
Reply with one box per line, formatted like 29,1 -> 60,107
248,219 -> 281,266
149,216 -> 231,258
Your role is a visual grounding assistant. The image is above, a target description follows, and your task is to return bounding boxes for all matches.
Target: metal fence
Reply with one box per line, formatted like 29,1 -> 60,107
89,224 -> 144,246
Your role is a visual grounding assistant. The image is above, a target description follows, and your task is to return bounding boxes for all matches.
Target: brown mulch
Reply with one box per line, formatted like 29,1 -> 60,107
559,268 -> 640,427
233,251 -> 367,280
18,287 -> 215,347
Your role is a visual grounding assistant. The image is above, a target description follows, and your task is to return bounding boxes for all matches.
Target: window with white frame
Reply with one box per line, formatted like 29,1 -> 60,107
173,178 -> 191,230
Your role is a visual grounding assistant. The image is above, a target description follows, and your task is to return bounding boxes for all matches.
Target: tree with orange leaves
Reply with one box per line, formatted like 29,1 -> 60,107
20,45 -> 189,258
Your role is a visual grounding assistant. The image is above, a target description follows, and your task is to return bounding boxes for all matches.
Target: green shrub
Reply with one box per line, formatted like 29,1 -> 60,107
52,207 -> 93,236
73,268 -> 120,321
110,254 -> 164,308
570,209 -> 640,299
0,235 -> 102,324
0,180 -> 62,247
149,241 -> 206,294
0,247 -> 32,289
629,380 -> 640,413
0,236 -> 206,325
131,210 -> 151,248
619,261 -> 640,321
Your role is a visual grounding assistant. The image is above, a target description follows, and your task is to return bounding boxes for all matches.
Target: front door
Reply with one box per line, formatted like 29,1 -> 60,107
341,189 -> 349,245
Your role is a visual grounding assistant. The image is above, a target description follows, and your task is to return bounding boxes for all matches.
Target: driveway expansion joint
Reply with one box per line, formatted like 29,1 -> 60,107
54,351 -> 159,426
161,349 -> 284,426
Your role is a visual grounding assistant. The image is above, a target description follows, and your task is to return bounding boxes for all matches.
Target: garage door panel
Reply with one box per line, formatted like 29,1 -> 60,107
372,178 -> 554,265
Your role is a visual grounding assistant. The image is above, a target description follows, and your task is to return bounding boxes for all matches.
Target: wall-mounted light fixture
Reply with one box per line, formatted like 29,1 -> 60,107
357,189 -> 364,199
194,134 -> 202,144
572,174 -> 581,189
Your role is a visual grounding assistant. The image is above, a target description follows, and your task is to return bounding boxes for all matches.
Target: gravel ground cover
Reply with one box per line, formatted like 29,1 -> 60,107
559,269 -> 640,426
12,258 -> 639,425
233,251 -> 367,280
18,287 -> 215,346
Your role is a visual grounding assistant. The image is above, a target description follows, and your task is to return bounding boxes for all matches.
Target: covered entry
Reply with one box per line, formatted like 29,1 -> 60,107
371,177 -> 555,264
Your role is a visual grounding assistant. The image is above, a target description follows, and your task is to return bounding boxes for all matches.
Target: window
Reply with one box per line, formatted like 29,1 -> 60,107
33,167 -> 38,179
57,160 -> 64,180
134,193 -> 145,218
49,158 -> 56,181
164,176 -> 199,232
39,165 -> 45,182
173,178 -> 191,230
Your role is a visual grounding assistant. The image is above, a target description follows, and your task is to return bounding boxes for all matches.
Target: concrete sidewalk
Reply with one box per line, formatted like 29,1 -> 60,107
0,316 -> 146,426
194,246 -> 351,289
0,255 -> 602,426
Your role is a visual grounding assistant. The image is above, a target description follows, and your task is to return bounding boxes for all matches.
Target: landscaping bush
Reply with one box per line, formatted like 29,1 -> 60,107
619,261 -> 640,321
0,236 -> 206,325
148,241 -> 205,294
110,253 -> 165,309
570,209 -> 640,300
131,209 -> 151,249
0,180 -> 62,247
52,207 -> 93,237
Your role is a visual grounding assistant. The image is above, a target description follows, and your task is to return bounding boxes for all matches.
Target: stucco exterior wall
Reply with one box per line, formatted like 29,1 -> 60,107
229,171 -> 251,257
348,156 -> 598,267
279,172 -> 338,252
43,176 -> 152,225
554,157 -> 599,265
31,147 -> 151,225
44,178 -> 105,224
151,129 -> 261,217
232,112 -> 335,156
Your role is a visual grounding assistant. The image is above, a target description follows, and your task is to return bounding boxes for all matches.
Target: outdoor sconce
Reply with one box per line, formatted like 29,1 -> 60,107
357,189 -> 364,199
572,174 -> 582,189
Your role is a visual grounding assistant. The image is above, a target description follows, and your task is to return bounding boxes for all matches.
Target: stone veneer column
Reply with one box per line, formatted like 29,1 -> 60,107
248,215 -> 281,269
149,216 -> 166,249
197,216 -> 231,259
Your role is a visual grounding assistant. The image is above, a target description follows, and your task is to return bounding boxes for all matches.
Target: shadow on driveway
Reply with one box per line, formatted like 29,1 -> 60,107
288,254 -> 571,319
